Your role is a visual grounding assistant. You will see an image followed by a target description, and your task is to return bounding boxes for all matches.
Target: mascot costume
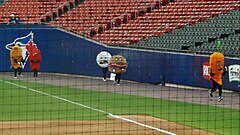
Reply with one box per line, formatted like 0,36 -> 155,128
26,41 -> 42,77
96,51 -> 112,81
108,55 -> 128,85
10,45 -> 23,78
29,48 -> 42,77
209,40 -> 226,102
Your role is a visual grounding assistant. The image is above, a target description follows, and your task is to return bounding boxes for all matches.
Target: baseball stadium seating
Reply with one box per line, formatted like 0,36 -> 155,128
0,0 -> 76,23
94,0 -> 239,45
49,0 -> 160,37
0,0 -> 239,56
132,9 -> 240,56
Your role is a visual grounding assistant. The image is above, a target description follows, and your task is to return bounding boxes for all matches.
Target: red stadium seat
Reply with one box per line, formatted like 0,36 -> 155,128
94,0 -> 239,45
0,0 -> 74,23
1,0 -> 238,46
49,0 -> 160,37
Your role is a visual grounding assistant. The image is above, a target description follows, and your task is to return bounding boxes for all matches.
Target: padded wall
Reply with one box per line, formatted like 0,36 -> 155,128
0,24 -> 239,91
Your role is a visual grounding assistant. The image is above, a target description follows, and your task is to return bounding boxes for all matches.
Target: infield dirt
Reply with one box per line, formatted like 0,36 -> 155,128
0,115 -> 216,135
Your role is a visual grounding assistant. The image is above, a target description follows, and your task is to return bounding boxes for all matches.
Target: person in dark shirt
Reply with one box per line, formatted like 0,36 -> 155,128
7,14 -> 16,25
15,17 -> 22,24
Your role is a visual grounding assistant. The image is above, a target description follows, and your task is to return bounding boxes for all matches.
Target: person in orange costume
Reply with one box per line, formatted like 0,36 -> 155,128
10,45 -> 23,78
29,48 -> 42,77
209,41 -> 226,102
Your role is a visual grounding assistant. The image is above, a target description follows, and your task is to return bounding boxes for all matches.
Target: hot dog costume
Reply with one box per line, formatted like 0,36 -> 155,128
29,48 -> 42,77
26,41 -> 42,77
10,45 -> 23,78
209,40 -> 226,101
108,55 -> 128,85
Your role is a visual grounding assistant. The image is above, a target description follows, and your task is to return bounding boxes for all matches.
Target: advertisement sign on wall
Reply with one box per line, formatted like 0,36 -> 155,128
202,62 -> 210,80
202,62 -> 240,83
228,64 -> 240,82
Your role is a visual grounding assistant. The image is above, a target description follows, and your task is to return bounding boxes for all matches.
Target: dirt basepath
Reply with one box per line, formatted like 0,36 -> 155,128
0,115 -> 216,135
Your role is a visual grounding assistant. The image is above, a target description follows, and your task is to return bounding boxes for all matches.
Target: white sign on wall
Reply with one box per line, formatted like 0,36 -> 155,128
228,64 -> 240,82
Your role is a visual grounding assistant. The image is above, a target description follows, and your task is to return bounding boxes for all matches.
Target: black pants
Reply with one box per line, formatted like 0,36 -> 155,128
13,67 -> 22,77
33,70 -> 39,77
210,79 -> 222,97
102,68 -> 108,79
115,73 -> 121,84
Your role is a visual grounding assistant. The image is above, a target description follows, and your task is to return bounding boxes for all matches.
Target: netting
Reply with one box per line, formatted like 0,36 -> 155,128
0,0 -> 240,135
1,31 -> 239,135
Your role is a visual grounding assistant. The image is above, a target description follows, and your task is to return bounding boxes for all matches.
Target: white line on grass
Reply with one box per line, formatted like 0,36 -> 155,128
0,79 -> 176,135
1,79 -> 107,114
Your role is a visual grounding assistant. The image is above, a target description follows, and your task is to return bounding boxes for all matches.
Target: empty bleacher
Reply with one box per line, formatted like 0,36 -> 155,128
132,9 -> 240,56
50,0 -> 159,37
94,0 -> 239,45
0,0 -> 239,57
0,0 -> 76,23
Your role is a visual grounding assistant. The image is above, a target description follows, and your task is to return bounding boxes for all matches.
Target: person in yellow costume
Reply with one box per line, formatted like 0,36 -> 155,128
10,45 -> 24,78
209,40 -> 226,102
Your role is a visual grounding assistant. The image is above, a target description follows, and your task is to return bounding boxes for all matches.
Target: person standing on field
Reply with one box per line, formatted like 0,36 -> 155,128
10,45 -> 24,78
29,48 -> 42,77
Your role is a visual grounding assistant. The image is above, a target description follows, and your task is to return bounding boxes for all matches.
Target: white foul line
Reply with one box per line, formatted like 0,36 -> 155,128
1,79 -> 108,114
109,114 -> 176,135
1,79 -> 176,135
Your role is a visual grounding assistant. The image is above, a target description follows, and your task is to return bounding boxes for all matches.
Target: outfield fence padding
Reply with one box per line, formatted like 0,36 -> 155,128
0,24 -> 239,91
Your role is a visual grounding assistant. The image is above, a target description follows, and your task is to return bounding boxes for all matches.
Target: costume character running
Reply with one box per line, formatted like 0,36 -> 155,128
96,51 -> 112,81
209,40 -> 226,102
108,55 -> 128,86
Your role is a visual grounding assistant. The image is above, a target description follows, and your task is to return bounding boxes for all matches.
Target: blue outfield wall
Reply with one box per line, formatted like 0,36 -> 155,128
0,24 -> 239,91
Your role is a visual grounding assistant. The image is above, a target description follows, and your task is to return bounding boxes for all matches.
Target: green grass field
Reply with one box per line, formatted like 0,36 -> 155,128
0,79 -> 239,135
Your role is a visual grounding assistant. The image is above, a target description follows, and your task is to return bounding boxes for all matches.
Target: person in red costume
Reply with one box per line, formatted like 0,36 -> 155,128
26,40 -> 42,77
29,48 -> 41,77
